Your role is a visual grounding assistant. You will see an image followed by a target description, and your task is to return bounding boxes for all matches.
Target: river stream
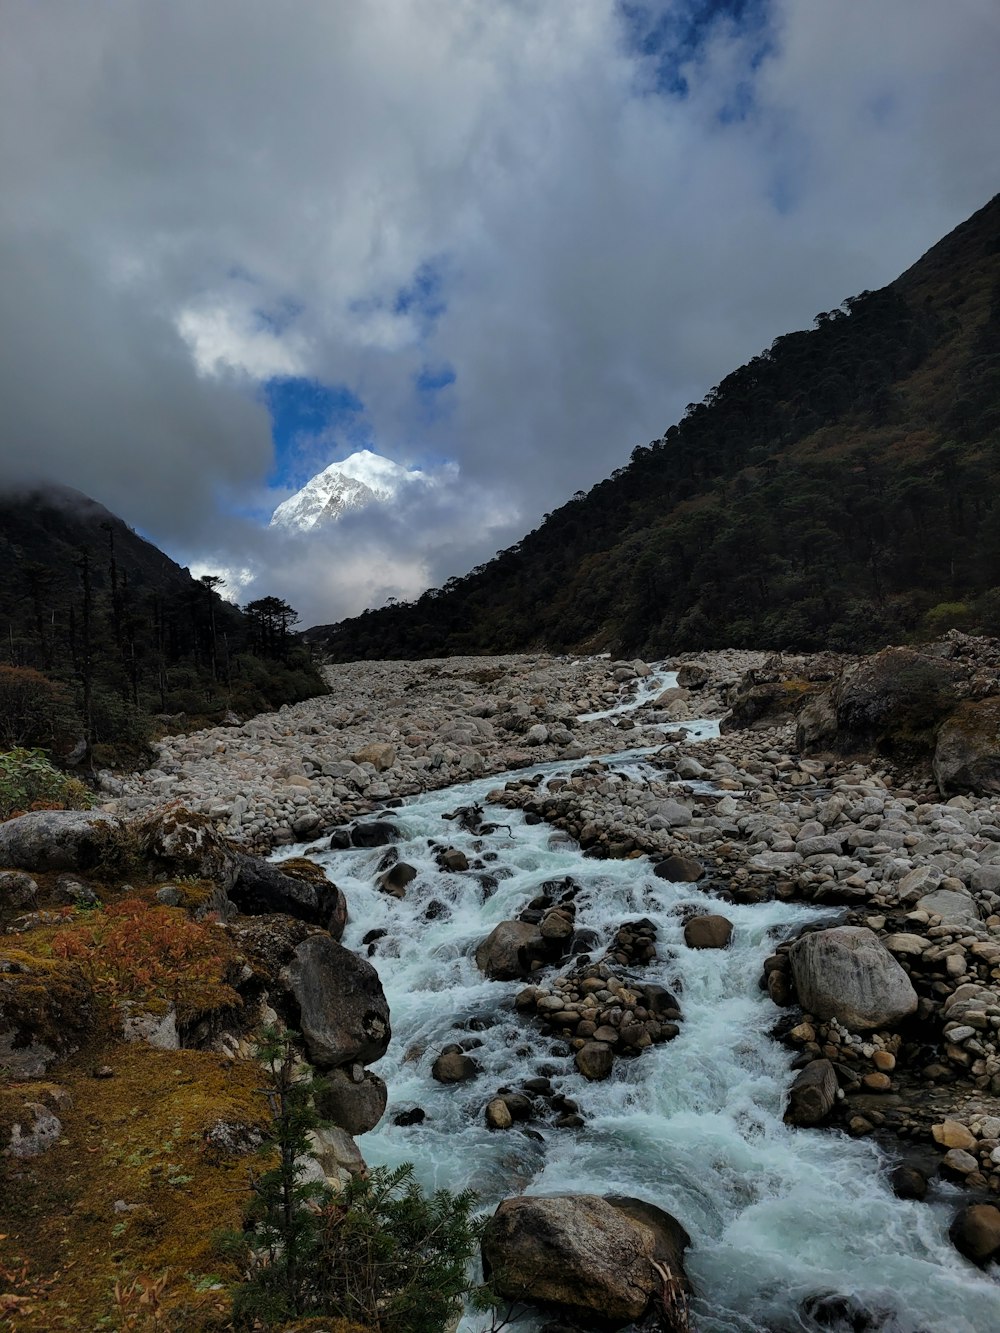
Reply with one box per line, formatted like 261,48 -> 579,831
275,670 -> 1000,1332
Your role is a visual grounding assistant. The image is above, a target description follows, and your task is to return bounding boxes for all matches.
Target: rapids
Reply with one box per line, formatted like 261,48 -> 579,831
275,671 -> 1000,1332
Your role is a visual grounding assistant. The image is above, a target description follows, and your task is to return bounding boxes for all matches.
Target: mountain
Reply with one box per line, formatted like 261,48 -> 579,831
310,193 -> 1000,661
0,484 -> 326,762
270,450 -> 426,531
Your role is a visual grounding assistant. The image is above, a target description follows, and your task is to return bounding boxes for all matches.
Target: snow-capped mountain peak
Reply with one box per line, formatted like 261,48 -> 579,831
269,450 -> 425,532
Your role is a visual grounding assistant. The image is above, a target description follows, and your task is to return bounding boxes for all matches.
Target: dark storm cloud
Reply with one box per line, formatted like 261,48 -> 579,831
1,1 -> 998,623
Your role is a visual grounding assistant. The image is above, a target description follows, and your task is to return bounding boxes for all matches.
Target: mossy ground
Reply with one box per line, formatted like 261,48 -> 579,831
1,1042 -> 271,1330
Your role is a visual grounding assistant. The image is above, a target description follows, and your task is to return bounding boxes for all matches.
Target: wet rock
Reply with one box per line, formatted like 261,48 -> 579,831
392,1107 -> 426,1127
314,1064 -> 387,1134
785,1058 -> 838,1126
654,855 -> 703,883
575,1042 -> 614,1081
949,1203 -> 1000,1266
486,1098 -> 513,1130
440,847 -> 470,872
481,1193 -> 689,1330
476,920 -> 545,981
378,861 -> 417,897
432,1049 -> 479,1083
283,934 -> 390,1069
683,914 -> 733,950
788,927 -> 918,1032
350,821 -> 398,848
890,1165 -> 927,1201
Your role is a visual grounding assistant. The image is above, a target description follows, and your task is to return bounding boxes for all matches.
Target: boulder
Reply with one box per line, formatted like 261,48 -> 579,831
432,1050 -> 479,1083
475,920 -> 544,981
485,1098 -> 513,1130
933,698 -> 1000,796
0,809 -> 123,874
797,647 -> 965,760
283,934 -> 390,1069
654,855 -> 703,884
350,821 -> 398,848
314,1065 -> 387,1134
308,1124 -> 366,1183
3,1102 -> 62,1159
722,679 -> 825,732
890,1165 -> 927,1201
135,805 -> 237,887
784,1058 -> 838,1126
683,915 -> 732,950
788,927 -> 918,1032
229,853 -> 347,936
676,663 -> 709,689
949,1203 -> 1000,1267
351,742 -> 396,771
377,861 -> 417,897
481,1193 -> 689,1329
575,1042 -> 614,1081
915,888 -> 979,926
0,870 -> 38,908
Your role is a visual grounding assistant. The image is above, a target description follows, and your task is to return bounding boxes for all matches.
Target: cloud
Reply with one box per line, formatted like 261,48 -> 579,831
1,0 -> 998,624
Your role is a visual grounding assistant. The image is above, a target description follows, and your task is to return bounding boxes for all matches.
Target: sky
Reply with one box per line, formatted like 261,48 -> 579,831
1,0 -> 999,627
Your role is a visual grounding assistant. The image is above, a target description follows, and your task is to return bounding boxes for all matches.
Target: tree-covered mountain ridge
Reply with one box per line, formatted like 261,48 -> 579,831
0,484 -> 326,765
311,192 -> 1000,660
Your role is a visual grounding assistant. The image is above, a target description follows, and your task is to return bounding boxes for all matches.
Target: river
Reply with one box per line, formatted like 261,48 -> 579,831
275,669 -> 1000,1332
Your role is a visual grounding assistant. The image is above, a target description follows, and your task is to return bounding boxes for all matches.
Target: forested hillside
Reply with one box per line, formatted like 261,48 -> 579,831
312,193 -> 1000,660
0,485 -> 326,764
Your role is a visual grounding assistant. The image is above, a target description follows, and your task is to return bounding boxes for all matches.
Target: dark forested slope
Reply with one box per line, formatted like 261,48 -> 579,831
312,193 -> 1000,660
0,485 -> 325,762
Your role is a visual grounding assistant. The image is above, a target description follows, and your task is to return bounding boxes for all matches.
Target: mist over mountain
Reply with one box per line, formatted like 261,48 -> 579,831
310,193 -> 1000,661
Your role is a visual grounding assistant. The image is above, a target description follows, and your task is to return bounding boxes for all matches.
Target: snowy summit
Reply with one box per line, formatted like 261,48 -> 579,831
269,450 -> 426,532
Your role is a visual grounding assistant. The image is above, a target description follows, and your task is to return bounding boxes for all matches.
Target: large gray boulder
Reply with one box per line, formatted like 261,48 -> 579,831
481,1193 -> 689,1330
283,934 -> 390,1069
0,809 -> 122,873
788,927 -> 917,1032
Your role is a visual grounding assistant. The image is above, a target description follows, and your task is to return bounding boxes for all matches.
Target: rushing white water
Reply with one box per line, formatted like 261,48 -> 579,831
275,675 -> 1000,1332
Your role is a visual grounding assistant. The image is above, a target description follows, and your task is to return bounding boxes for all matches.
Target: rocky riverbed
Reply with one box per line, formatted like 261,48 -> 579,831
5,644 -> 1000,1328
105,648 -> 1000,1213
101,651 -> 761,851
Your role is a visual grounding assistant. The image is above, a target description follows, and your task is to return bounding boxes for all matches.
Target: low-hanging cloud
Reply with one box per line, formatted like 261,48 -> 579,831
1,0 -> 998,625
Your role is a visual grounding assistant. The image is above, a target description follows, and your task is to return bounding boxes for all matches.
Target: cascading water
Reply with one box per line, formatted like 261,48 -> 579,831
276,671 -> 1000,1332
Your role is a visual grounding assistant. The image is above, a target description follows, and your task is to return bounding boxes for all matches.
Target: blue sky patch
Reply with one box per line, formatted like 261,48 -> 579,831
620,0 -> 773,102
263,375 -> 369,488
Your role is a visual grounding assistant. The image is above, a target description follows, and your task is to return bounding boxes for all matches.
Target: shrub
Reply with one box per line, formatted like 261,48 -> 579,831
222,1030 -> 481,1332
0,666 -> 79,750
50,898 -> 238,1023
0,747 -> 93,819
